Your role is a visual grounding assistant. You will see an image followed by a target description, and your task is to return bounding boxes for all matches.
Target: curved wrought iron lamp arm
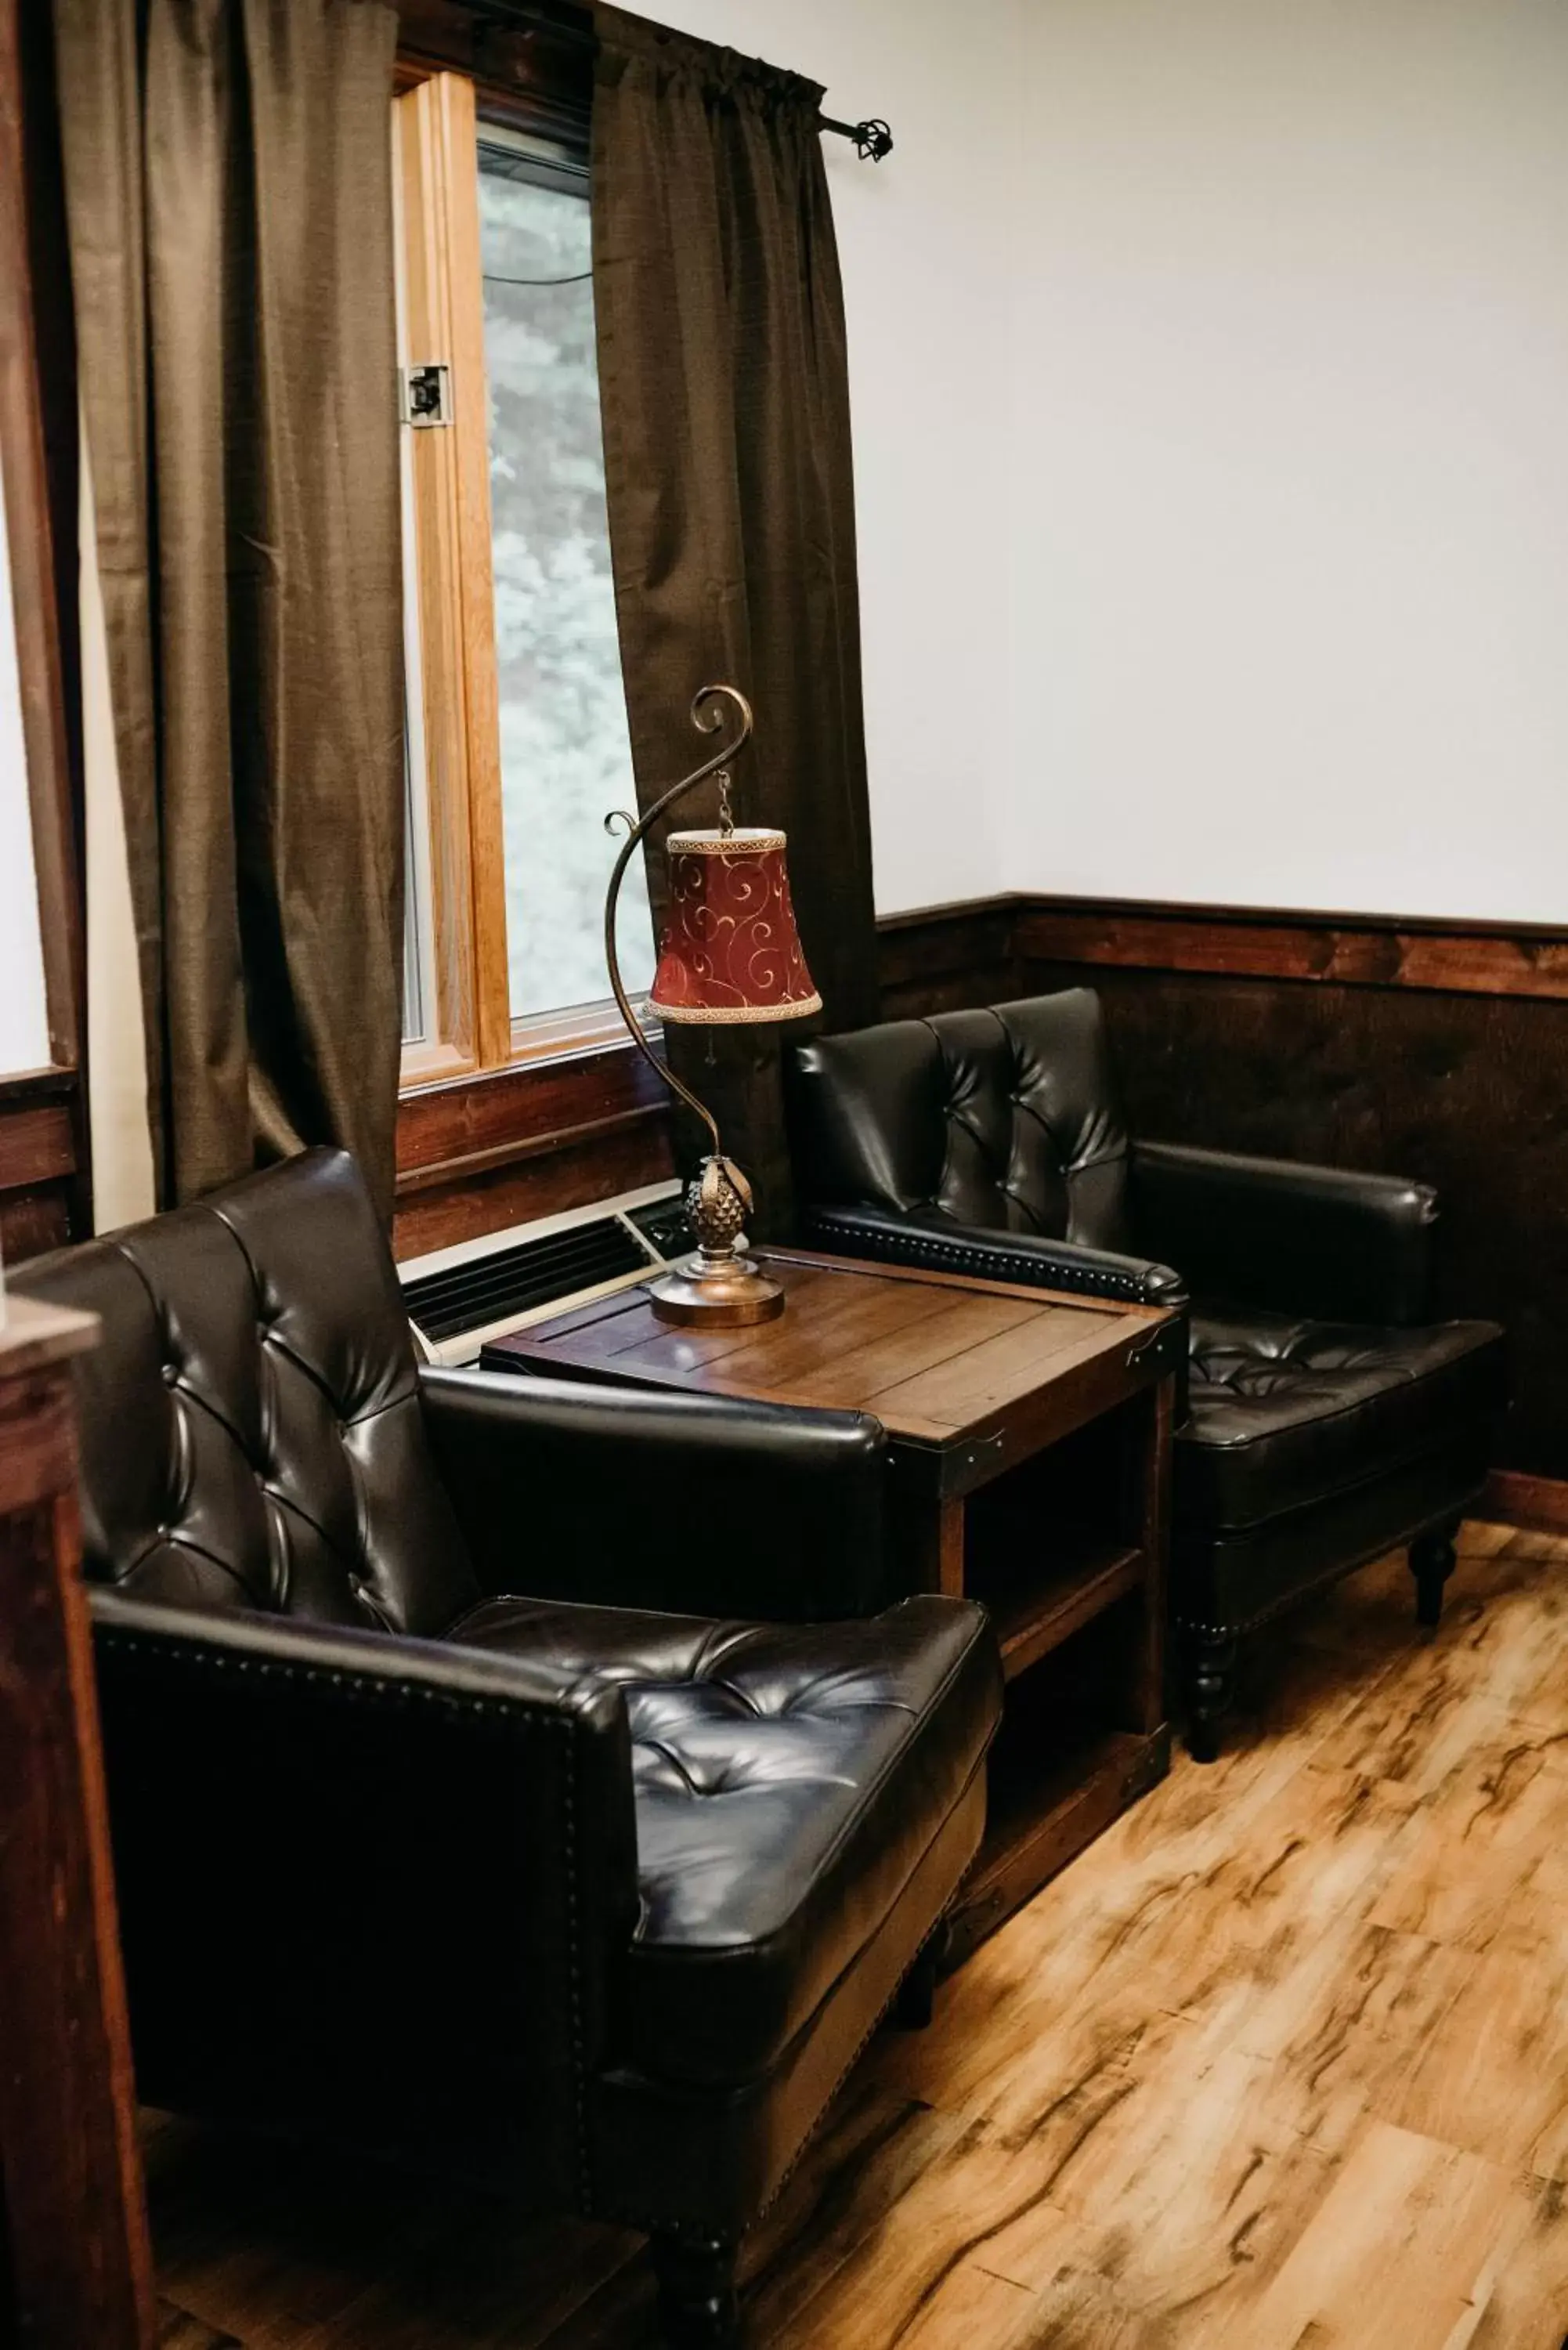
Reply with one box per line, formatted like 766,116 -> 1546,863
602,682 -> 754,1162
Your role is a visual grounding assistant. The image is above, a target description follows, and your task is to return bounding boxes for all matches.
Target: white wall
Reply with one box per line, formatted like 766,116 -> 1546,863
643,0 -> 1568,924
0,478 -> 51,1075
1011,0 -> 1568,923
629,0 -> 1023,913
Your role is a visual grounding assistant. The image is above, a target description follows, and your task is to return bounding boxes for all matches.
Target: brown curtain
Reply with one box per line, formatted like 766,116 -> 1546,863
52,0 -> 405,1216
591,6 -> 878,1232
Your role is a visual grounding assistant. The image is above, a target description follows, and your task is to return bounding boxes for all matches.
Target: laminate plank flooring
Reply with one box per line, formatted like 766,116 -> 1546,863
152,1521 -> 1568,2350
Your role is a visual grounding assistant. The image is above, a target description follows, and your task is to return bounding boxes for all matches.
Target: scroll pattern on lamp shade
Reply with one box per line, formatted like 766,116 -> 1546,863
649,829 -> 823,1025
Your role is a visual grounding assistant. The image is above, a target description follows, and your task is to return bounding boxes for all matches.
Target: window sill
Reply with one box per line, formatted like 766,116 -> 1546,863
399,997 -> 659,1101
398,1039 -> 475,1091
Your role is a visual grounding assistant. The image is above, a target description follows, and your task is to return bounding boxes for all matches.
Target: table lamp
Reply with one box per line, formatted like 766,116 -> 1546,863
603,684 -> 819,1328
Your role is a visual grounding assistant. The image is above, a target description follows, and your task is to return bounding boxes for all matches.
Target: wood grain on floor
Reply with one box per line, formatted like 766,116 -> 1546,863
151,1523 -> 1568,2349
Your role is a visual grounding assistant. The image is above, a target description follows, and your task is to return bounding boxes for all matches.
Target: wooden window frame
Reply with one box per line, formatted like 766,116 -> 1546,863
1,0 -> 91,1254
395,64 -> 508,1086
2,0 -> 81,1086
394,41 -> 641,1102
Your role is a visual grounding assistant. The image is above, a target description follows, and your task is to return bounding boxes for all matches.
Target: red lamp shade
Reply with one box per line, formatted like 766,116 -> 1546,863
648,827 -> 822,1025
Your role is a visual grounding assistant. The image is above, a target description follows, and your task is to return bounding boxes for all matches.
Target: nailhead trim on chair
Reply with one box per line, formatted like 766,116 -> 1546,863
1173,1496 -> 1482,1641
807,1216 -> 1158,1305
595,1756 -> 989,2236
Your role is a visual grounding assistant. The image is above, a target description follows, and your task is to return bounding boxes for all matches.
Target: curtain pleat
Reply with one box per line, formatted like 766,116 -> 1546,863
52,0 -> 404,1216
591,6 -> 878,1233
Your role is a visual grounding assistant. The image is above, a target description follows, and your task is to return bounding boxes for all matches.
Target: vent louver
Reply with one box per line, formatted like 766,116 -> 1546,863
402,1217 -> 652,1344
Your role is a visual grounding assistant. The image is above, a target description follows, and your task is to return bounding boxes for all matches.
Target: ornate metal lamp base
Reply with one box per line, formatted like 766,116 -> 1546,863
599,686 -> 817,1336
649,1250 -> 785,1329
647,1154 -> 786,1328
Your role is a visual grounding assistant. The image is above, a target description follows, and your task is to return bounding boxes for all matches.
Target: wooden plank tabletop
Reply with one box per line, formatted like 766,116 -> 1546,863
486,1246 -> 1165,1447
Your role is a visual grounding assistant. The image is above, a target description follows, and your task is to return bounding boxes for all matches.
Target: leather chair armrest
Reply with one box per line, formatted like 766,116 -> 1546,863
804,1202 -> 1188,1311
419,1365 -> 891,1620
87,1589 -> 638,2181
1131,1140 -> 1437,1325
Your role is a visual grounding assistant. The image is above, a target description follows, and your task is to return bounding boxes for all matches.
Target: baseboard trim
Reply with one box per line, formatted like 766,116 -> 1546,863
1479,1470 -> 1568,1535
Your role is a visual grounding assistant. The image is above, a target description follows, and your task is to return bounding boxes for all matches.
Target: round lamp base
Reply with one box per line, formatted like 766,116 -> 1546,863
649,1255 -> 786,1329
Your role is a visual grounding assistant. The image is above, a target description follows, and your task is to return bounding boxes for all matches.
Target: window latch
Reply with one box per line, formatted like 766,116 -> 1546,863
399,364 -> 452,428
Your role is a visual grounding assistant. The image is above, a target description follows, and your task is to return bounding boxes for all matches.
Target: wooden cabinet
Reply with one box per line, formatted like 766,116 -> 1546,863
0,1298 -> 154,2348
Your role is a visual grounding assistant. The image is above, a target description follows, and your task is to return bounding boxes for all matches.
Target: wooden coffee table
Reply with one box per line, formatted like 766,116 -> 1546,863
484,1246 -> 1183,1962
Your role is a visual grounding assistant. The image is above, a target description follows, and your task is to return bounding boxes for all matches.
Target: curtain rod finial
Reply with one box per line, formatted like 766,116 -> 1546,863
818,114 -> 894,161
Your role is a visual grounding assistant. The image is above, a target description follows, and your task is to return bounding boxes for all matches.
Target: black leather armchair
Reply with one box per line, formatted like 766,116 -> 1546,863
13,1149 -> 1001,2348
789,991 -> 1508,1760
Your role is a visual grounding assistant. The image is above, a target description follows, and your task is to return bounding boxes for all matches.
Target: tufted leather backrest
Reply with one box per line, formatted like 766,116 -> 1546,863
790,990 -> 1133,1250
12,1149 -> 479,1637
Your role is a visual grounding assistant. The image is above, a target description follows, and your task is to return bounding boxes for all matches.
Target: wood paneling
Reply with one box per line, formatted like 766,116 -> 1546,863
0,1083 -> 80,1267
0,1185 -> 71,1263
877,898 -> 1019,1022
392,1039 -> 673,1256
876,892 -> 1568,1488
0,1076 -> 81,1267
1017,900 -> 1568,1000
147,1522 -> 1568,2350
392,1120 -> 670,1257
0,1100 -> 75,1191
396,1037 -> 667,1185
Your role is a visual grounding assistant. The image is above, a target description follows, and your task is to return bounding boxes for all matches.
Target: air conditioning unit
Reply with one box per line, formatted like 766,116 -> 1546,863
398,1179 -> 690,1367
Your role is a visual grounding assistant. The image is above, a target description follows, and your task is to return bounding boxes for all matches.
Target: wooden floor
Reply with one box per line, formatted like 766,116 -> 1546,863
151,1521 -> 1568,2350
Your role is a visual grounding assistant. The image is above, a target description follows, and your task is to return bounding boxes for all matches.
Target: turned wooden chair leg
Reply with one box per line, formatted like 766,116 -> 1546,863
1184,1629 -> 1237,1765
652,2228 -> 742,2349
1410,1520 -> 1459,1629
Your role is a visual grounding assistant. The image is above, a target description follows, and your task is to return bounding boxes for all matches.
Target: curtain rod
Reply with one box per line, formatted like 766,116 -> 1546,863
457,0 -> 894,157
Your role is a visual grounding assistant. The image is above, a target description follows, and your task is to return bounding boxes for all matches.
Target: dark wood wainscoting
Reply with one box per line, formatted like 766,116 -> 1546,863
875,895 -> 1568,1506
0,1071 -> 82,1264
393,1042 -> 674,1259
879,898 -> 1021,1021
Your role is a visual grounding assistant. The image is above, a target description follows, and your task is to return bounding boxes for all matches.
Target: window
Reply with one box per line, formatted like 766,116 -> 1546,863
393,70 -> 653,1088
478,129 -> 655,1020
